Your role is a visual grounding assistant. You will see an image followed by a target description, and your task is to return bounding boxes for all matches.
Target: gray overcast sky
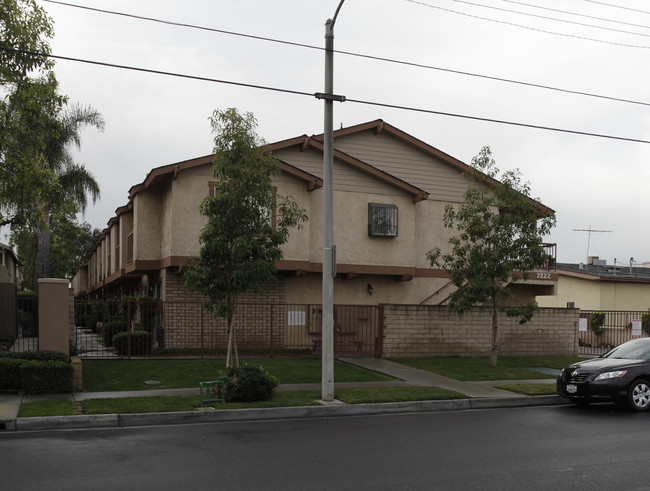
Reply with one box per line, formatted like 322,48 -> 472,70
33,0 -> 650,265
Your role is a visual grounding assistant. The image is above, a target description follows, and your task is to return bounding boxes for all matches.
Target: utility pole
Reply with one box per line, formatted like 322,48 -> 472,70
316,0 -> 346,402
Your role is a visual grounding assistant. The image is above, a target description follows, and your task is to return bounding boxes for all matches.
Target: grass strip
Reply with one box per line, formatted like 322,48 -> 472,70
18,400 -> 77,418
22,386 -> 470,417
81,390 -> 323,415
494,384 -> 558,396
389,356 -> 583,381
334,386 -> 466,404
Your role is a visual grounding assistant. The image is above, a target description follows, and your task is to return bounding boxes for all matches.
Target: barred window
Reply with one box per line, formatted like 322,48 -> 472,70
368,203 -> 398,237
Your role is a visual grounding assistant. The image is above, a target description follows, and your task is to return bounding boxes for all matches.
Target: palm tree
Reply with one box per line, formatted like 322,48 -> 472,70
34,103 -> 104,282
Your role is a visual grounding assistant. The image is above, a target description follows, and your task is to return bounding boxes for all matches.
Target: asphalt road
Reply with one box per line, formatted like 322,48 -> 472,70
2,404 -> 650,490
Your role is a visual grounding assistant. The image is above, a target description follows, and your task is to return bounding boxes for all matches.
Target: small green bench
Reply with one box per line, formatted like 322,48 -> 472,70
199,374 -> 228,406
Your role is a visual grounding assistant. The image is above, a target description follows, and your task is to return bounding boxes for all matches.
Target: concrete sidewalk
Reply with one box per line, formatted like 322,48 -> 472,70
0,357 -> 563,430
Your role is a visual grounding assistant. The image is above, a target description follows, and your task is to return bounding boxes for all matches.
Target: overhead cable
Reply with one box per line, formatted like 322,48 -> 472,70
40,0 -> 650,108
3,46 -> 649,145
502,0 -> 650,30
584,0 -> 650,16
404,0 -> 650,49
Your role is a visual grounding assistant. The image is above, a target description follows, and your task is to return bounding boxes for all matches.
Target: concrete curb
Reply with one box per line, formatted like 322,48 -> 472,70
10,395 -> 567,431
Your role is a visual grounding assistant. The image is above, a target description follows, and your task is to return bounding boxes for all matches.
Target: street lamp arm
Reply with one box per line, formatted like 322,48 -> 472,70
330,0 -> 346,30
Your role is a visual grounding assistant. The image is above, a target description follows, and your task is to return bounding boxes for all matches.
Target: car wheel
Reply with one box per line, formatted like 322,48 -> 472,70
627,379 -> 650,411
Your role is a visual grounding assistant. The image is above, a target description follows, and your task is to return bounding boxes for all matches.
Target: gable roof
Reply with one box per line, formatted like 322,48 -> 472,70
308,119 -> 554,216
267,135 -> 429,203
128,154 -> 323,200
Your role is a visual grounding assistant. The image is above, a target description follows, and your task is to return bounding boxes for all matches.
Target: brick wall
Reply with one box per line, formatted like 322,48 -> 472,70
382,305 -> 578,357
161,269 -> 286,304
159,269 -> 287,350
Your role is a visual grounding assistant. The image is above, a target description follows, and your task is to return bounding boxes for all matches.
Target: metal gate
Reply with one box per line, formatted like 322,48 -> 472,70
74,300 -> 384,358
579,310 -> 650,356
0,294 -> 38,352
310,305 -> 384,357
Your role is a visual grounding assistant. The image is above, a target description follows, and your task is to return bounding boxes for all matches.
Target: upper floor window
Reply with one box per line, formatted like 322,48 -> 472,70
368,203 -> 398,237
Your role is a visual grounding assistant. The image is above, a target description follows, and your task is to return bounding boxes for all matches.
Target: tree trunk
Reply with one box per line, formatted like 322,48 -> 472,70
490,296 -> 499,367
226,312 -> 235,369
225,293 -> 240,369
35,222 -> 51,287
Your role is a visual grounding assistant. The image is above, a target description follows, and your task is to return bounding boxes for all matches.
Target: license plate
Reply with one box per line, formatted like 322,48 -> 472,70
566,384 -> 577,394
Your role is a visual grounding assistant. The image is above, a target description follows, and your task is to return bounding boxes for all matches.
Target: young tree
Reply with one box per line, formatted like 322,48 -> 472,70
428,147 -> 555,367
184,108 -> 307,368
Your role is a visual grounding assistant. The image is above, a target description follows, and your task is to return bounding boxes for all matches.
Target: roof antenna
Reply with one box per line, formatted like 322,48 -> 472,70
572,226 -> 612,262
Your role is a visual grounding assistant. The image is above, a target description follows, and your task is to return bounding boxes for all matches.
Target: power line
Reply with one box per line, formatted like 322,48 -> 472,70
345,96 -> 650,144
584,0 -> 650,16
502,0 -> 650,30
405,0 -> 650,49
443,0 -> 650,38
4,46 -> 650,145
39,0 -> 650,108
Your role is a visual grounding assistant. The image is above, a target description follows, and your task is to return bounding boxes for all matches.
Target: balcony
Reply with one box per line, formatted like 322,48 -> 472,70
540,243 -> 557,271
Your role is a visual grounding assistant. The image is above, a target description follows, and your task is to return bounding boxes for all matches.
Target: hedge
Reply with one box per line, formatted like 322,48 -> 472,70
0,350 -> 69,362
0,359 -> 24,390
20,360 -> 74,394
0,350 -> 73,393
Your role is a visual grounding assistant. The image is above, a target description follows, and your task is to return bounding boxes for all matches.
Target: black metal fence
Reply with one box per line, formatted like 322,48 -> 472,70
74,300 -> 383,359
0,295 -> 38,352
579,310 -> 650,356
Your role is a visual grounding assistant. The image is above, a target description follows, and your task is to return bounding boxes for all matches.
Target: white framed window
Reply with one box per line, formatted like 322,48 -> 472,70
368,203 -> 398,237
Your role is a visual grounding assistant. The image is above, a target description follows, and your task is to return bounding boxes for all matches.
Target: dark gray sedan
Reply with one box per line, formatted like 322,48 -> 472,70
557,338 -> 650,411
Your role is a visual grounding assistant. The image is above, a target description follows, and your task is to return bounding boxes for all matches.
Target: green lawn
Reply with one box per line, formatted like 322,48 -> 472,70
389,355 -> 583,381
83,358 -> 394,392
17,355 -> 576,418
18,400 -> 77,418
20,388 -> 467,417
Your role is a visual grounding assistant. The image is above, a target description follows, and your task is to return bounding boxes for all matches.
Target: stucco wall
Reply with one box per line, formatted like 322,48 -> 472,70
537,275 -> 650,311
133,191 -> 162,260
284,274 -> 451,306
382,304 -> 578,357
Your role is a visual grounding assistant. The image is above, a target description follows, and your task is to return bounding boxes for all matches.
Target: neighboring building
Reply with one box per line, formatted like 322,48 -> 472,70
0,243 -> 20,348
0,243 -> 20,290
537,258 -> 650,311
73,119 -> 557,306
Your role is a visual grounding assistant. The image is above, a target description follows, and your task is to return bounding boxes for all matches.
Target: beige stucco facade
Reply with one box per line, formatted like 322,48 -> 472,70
537,270 -> 650,311
73,120 -> 556,306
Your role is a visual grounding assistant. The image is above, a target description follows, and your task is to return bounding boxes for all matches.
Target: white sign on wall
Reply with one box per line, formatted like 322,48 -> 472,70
579,318 -> 588,332
632,319 -> 642,337
288,311 -> 306,326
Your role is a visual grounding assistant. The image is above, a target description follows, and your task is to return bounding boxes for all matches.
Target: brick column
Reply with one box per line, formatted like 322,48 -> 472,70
38,278 -> 70,355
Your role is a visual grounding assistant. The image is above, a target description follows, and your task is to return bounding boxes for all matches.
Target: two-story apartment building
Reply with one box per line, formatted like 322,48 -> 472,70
73,120 -> 557,307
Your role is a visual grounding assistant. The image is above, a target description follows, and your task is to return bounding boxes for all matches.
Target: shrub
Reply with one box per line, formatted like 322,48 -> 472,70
112,331 -> 152,356
20,360 -> 74,394
224,364 -> 278,402
102,320 -> 128,346
0,359 -> 24,390
589,312 -> 605,335
0,350 -> 69,362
